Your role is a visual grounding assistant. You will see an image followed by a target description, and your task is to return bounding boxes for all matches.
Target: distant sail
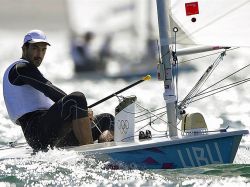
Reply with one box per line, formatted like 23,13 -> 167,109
66,0 -> 134,33
169,0 -> 250,47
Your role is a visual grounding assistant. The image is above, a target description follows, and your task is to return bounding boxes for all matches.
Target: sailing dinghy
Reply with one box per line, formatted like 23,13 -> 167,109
67,0 -> 249,169
2,0 -> 249,169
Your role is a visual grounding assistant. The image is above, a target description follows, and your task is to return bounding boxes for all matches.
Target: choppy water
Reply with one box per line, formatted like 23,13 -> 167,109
0,30 -> 250,186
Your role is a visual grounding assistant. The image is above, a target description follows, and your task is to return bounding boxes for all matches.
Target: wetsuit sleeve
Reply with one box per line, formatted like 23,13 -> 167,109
8,62 -> 66,102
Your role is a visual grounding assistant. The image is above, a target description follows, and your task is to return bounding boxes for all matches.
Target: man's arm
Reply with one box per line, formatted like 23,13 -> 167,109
9,62 -> 67,102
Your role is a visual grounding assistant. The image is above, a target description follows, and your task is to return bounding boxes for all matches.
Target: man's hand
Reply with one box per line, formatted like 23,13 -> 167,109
98,130 -> 114,143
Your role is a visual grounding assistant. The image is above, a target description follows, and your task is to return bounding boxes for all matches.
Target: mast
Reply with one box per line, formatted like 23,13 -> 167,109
156,0 -> 177,137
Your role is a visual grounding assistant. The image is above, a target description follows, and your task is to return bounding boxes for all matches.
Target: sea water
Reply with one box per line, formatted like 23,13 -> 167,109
0,30 -> 250,186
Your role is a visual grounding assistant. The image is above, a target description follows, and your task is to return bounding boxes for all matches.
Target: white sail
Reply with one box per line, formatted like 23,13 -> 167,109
66,0 -> 134,34
66,0 -> 159,55
170,0 -> 250,47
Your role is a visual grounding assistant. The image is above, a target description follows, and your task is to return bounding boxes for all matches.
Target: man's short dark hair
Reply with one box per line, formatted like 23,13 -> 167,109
23,42 -> 30,48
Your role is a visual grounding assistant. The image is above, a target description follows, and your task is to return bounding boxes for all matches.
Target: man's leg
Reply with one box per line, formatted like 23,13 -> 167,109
39,92 -> 93,147
59,92 -> 93,145
98,130 -> 114,143
57,112 -> 114,146
72,117 -> 93,145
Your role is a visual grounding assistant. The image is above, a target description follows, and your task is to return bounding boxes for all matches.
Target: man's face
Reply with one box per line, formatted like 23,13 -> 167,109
23,42 -> 47,67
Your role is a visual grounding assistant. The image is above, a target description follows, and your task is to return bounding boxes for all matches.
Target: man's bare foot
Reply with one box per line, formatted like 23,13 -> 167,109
98,130 -> 114,143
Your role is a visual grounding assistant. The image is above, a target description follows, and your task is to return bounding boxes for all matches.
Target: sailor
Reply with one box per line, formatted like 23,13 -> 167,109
3,30 -> 114,151
99,34 -> 113,63
70,31 -> 106,73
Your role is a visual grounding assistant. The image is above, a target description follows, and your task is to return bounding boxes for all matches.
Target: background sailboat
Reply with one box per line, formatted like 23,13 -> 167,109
66,0 -> 195,79
66,0 -> 158,78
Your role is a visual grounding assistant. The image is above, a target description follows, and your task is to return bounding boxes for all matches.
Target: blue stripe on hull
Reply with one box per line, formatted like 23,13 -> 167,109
108,135 -> 242,169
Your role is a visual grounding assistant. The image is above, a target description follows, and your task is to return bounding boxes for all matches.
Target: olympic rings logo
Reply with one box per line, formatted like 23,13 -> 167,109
117,120 -> 129,134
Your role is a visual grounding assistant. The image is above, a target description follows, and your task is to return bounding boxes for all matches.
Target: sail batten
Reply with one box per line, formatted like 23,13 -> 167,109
170,0 -> 250,47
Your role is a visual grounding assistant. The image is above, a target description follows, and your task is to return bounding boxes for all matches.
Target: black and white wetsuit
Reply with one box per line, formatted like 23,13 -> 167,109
3,59 -> 114,150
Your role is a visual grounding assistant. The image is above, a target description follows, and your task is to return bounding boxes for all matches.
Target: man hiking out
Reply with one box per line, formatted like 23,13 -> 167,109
3,30 -> 114,151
